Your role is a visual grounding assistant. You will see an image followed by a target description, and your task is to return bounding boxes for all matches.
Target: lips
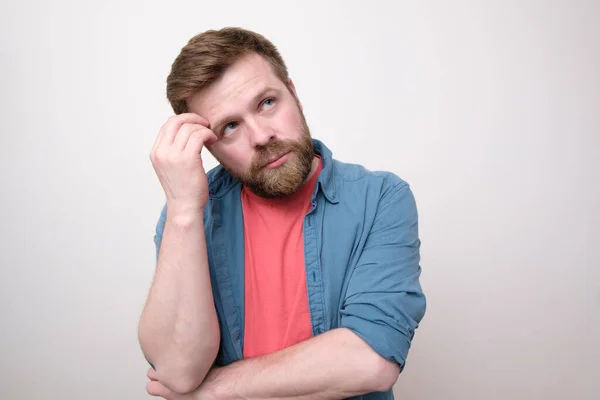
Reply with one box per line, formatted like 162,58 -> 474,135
263,151 -> 290,167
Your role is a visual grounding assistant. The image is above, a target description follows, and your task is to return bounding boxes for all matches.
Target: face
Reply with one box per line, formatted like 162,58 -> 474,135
187,53 -> 315,198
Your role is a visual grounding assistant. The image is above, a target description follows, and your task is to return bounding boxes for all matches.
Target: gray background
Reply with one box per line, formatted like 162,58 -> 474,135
1,0 -> 599,399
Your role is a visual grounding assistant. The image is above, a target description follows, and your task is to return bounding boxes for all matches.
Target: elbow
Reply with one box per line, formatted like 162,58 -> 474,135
137,319 -> 221,393
141,340 -> 220,394
163,372 -> 205,395
163,375 -> 201,395
369,355 -> 400,393
344,328 -> 401,393
144,361 -> 206,395
155,345 -> 219,394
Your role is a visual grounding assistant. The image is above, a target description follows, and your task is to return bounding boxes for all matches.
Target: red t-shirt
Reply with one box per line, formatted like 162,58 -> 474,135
241,158 -> 322,358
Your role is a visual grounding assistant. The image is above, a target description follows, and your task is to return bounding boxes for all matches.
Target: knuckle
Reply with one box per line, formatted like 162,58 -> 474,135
166,152 -> 180,164
180,122 -> 195,132
165,115 -> 183,130
187,128 -> 204,139
190,126 -> 205,135
154,149 -> 168,163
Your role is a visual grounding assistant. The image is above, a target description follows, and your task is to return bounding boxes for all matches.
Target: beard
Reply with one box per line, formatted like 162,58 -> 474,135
218,114 -> 315,198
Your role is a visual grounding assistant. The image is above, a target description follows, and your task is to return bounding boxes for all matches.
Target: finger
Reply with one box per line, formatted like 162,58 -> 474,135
161,113 -> 210,146
146,380 -> 168,397
147,367 -> 159,381
146,380 -> 182,399
184,128 -> 218,157
173,123 -> 208,150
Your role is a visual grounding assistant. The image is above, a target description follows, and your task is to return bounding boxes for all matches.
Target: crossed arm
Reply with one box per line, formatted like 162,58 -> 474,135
141,181 -> 425,399
147,328 -> 399,400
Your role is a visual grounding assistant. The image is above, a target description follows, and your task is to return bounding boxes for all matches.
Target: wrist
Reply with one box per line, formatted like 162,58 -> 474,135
166,206 -> 205,228
167,202 -> 205,220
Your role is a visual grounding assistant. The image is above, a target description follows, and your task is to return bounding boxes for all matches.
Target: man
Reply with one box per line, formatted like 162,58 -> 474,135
138,27 -> 426,400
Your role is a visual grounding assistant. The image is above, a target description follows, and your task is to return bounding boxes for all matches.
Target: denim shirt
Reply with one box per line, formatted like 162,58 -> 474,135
153,140 -> 426,399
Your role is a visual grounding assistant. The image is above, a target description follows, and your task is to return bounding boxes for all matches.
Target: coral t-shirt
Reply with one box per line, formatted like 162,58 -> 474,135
241,157 -> 322,358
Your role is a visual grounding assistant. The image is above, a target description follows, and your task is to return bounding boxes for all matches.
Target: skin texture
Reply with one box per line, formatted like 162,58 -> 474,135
139,112 -> 220,394
189,53 -> 319,198
143,53 -> 401,399
147,328 -> 400,400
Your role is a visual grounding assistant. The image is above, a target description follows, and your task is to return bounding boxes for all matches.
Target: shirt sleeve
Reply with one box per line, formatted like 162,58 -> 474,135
153,203 -> 168,260
339,179 -> 426,369
145,204 -> 168,370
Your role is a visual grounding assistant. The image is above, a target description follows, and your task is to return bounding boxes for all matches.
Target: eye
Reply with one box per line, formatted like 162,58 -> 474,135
261,98 -> 276,110
222,122 -> 238,136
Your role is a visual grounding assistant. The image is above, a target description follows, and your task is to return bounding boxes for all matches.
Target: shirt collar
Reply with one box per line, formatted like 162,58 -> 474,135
312,139 -> 339,204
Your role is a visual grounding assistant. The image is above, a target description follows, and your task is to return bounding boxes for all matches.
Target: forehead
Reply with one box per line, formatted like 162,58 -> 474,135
187,53 -> 285,119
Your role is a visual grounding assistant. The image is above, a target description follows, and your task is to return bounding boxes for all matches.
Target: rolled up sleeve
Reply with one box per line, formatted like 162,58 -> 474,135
340,181 -> 426,369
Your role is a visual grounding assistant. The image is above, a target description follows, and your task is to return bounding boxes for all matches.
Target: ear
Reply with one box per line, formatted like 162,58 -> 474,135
287,78 -> 303,111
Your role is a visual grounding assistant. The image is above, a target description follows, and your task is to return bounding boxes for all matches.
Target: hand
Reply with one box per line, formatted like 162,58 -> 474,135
146,367 -> 222,400
150,113 -> 218,216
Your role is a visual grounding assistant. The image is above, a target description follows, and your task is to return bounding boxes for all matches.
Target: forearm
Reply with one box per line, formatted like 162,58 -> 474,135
138,209 -> 219,393
206,328 -> 399,399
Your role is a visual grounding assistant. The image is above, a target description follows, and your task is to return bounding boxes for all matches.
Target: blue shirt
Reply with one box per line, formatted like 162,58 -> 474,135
153,139 -> 426,399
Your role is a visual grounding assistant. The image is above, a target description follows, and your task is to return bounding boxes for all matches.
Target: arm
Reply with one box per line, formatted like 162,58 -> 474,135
340,180 -> 426,370
139,208 -> 219,393
138,114 -> 220,394
147,178 -> 425,399
198,179 -> 424,399
148,328 -> 398,399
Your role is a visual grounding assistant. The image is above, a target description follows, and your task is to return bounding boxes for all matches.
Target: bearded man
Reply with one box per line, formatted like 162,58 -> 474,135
138,27 -> 426,400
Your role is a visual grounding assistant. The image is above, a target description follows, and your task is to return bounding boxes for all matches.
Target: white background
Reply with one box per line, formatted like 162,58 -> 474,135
1,1 -> 599,399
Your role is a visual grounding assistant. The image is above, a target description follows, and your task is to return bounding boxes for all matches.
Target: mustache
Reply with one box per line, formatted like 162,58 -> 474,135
252,140 -> 298,169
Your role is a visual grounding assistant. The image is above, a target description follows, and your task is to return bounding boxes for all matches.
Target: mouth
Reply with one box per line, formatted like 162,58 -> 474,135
263,151 -> 291,169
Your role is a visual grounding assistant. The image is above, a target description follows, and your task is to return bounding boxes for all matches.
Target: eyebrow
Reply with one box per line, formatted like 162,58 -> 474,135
211,86 -> 280,134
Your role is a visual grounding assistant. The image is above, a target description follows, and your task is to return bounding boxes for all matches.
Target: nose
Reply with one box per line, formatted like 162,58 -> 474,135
246,117 -> 275,148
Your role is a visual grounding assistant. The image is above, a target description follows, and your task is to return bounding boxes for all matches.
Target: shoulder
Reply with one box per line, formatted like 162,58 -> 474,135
331,159 -> 410,195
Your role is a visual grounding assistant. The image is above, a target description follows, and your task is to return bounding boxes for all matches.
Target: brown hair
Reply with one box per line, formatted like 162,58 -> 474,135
166,27 -> 290,115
